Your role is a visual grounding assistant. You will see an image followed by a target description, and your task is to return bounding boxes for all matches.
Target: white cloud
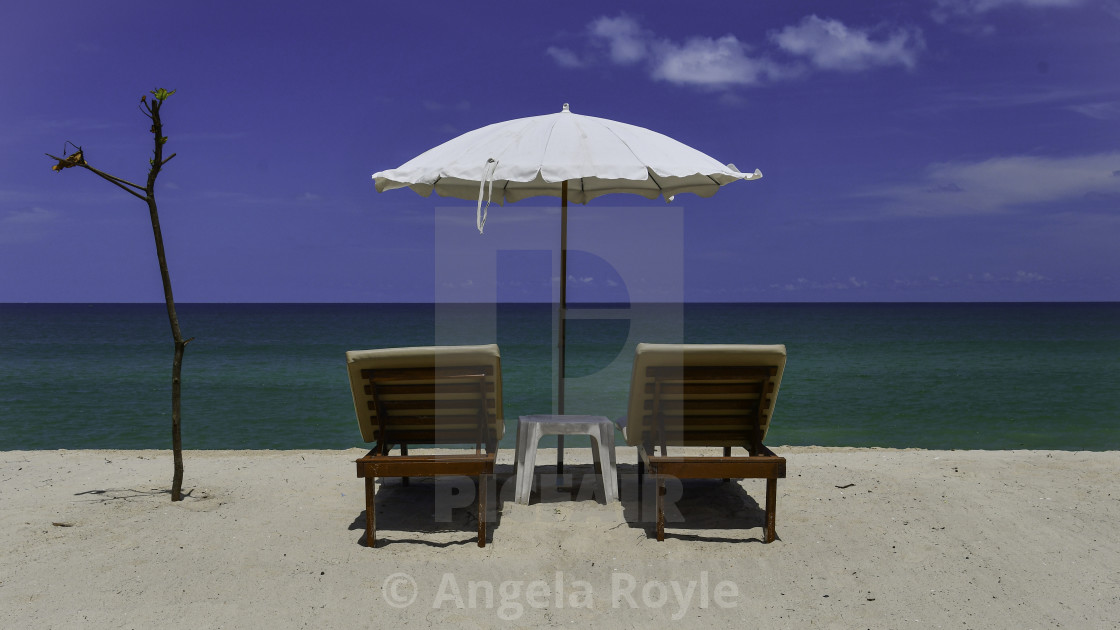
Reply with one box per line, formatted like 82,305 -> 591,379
583,15 -> 786,88
870,151 -> 1120,216
919,87 -> 1113,114
174,131 -> 249,142
2,207 -> 58,225
1067,101 -> 1120,120
771,276 -> 871,291
771,15 -> 924,72
969,270 -> 1051,284
0,207 -> 59,244
422,100 -> 471,112
551,14 -> 921,89
934,0 -> 1084,17
889,271 -> 1054,289
589,15 -> 649,64
651,36 -> 793,87
931,0 -> 1086,24
545,46 -> 583,68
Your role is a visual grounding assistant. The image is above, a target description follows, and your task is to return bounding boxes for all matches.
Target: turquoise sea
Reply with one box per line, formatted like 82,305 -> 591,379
1,303 -> 1117,451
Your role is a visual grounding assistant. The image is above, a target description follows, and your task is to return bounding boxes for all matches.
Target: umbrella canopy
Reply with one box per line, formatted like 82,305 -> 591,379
372,104 -> 761,421
373,103 -> 762,232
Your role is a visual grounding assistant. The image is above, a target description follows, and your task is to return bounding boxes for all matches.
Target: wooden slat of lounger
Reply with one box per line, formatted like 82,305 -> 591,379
369,423 -> 492,434
367,422 -> 496,432
645,398 -> 756,412
364,412 -> 495,421
655,430 -> 758,443
367,407 -> 497,420
369,398 -> 496,411
374,417 -> 496,427
356,453 -> 496,477
361,365 -> 494,380
645,455 -> 786,479
643,381 -> 770,396
645,380 -> 770,397
644,366 -> 775,380
672,437 -> 752,447
365,429 -> 497,445
366,424 -> 495,440
368,382 -> 496,396
638,413 -> 763,426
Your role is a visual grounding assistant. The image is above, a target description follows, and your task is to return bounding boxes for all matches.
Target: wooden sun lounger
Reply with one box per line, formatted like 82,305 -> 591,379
621,344 -> 788,543
346,345 -> 503,548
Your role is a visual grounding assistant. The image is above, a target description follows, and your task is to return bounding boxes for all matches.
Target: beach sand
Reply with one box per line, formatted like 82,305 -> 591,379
1,446 -> 1117,628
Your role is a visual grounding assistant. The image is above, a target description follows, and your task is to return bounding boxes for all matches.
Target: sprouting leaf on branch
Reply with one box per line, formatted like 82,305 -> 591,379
150,88 -> 176,101
51,150 -> 85,172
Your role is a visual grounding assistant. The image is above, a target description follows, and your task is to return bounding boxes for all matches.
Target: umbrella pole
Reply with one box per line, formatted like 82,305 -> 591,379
557,180 -> 568,474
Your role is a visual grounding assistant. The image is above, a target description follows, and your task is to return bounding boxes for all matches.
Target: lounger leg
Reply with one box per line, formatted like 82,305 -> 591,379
401,444 -> 410,486
637,452 -> 645,506
765,477 -> 777,543
365,476 -> 376,548
723,447 -> 731,483
656,475 -> 666,541
478,474 -> 487,548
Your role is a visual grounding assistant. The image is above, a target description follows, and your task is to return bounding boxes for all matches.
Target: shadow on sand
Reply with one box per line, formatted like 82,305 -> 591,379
348,461 -> 776,546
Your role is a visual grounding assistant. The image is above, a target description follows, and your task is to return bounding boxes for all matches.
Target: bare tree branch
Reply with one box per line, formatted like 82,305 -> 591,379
46,152 -> 148,197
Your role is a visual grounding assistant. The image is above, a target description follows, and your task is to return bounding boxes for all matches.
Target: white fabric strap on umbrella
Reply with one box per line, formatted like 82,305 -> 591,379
476,158 -> 498,234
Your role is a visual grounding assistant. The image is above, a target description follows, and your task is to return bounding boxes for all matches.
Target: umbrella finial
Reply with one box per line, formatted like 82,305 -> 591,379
562,103 -> 570,113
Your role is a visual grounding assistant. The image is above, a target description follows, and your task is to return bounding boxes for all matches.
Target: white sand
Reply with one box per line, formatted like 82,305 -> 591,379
1,447 -> 1117,628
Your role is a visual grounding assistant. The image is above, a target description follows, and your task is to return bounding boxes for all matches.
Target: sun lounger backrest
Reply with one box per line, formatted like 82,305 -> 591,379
346,345 -> 504,445
625,343 -> 786,450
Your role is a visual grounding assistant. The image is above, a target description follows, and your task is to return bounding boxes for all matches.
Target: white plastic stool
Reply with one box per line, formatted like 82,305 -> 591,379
514,415 -> 619,504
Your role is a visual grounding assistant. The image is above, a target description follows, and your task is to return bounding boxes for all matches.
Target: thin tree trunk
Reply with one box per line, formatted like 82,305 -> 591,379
146,192 -> 186,500
144,96 -> 187,501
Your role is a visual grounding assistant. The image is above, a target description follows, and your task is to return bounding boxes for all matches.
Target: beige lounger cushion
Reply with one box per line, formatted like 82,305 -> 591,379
623,343 -> 787,447
346,344 -> 504,443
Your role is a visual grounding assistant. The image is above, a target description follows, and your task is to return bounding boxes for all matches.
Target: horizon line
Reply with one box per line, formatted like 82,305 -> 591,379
2,300 -> 1117,306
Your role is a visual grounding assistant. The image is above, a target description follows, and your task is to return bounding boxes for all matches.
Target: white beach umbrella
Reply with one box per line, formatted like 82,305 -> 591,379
372,103 -> 762,417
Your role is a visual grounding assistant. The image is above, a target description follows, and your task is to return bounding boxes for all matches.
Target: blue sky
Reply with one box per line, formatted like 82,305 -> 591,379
2,0 -> 1118,302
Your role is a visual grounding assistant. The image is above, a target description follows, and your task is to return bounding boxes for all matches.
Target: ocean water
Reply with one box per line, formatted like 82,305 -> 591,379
1,303 -> 1117,451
